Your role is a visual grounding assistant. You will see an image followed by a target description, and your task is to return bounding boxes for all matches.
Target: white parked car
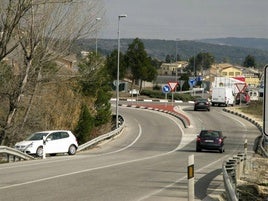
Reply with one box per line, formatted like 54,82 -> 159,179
15,130 -> 78,157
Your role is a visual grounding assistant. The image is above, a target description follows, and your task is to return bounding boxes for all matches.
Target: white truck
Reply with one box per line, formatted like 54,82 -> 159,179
211,87 -> 235,107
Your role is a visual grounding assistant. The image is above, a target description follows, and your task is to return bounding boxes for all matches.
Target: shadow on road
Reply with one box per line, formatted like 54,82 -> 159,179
195,168 -> 222,200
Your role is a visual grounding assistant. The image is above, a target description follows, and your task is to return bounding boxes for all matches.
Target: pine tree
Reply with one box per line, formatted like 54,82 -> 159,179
74,104 -> 94,144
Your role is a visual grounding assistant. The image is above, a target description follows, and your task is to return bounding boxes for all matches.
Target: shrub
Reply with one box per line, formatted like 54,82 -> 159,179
74,104 -> 95,144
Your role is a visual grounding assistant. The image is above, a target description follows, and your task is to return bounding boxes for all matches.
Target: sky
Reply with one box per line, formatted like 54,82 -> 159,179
99,0 -> 268,40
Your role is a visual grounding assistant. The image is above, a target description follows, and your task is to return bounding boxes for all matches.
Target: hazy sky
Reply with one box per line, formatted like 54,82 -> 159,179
100,0 -> 268,40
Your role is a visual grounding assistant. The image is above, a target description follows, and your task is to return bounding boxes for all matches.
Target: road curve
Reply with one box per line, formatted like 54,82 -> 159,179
0,104 -> 260,201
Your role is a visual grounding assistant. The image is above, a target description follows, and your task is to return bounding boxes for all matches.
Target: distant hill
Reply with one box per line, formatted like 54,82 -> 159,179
198,37 -> 268,51
74,38 -> 268,68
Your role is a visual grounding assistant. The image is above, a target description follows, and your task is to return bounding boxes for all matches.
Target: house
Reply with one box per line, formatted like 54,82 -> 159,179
158,61 -> 188,76
209,63 -> 260,87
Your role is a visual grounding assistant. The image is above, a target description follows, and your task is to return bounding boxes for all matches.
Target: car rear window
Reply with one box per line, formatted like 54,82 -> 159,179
200,130 -> 221,138
196,98 -> 208,102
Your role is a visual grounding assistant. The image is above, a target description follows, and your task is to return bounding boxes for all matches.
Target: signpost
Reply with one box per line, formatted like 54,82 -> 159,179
162,85 -> 170,107
263,65 -> 268,136
168,82 -> 178,105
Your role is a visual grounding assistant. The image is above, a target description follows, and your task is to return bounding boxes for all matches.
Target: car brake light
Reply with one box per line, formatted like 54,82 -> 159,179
196,136 -> 201,142
218,138 -> 222,144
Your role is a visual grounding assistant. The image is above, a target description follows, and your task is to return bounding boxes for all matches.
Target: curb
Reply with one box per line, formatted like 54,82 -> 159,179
119,103 -> 191,128
223,108 -> 263,132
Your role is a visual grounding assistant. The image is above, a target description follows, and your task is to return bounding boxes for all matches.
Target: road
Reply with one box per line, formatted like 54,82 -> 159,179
0,103 -> 260,201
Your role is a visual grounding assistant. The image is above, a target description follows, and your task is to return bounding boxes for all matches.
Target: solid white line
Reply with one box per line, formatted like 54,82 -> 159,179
136,155 -> 230,201
0,108 -> 192,192
0,111 -> 182,190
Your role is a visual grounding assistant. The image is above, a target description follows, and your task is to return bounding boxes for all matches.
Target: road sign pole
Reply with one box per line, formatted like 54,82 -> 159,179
165,93 -> 167,107
172,92 -> 174,106
264,65 -> 268,136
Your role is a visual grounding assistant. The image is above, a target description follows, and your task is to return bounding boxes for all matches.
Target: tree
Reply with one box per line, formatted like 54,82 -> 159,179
0,0 -> 104,145
106,50 -> 127,81
0,0 -> 32,61
125,38 -> 157,91
78,52 -> 112,127
243,55 -> 256,67
74,104 -> 94,144
187,52 -> 214,75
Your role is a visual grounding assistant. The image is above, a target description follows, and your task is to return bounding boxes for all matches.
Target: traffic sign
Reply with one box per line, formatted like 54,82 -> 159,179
168,82 -> 178,91
263,65 -> 268,136
162,85 -> 170,93
188,78 -> 196,88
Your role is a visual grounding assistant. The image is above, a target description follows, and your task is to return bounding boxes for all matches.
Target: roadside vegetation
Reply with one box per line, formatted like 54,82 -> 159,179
239,100 -> 263,119
0,1 -> 263,149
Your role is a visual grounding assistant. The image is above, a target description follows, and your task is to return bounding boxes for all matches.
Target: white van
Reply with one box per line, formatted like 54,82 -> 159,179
211,87 -> 234,106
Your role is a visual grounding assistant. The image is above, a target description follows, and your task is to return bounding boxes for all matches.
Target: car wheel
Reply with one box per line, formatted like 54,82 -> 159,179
36,146 -> 43,157
68,145 -> 77,155
196,146 -> 201,152
219,146 -> 224,153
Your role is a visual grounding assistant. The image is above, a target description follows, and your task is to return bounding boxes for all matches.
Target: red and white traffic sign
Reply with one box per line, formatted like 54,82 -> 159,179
168,82 -> 178,92
234,83 -> 247,93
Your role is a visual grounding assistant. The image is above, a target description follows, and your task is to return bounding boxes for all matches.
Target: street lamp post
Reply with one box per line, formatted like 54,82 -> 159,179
116,14 -> 127,129
95,18 -> 101,55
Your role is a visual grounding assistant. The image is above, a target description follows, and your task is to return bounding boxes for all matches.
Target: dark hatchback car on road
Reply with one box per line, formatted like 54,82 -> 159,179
194,98 -> 210,111
196,130 -> 226,153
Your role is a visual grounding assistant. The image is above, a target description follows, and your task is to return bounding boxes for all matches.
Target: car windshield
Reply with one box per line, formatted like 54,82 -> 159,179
26,132 -> 49,141
200,130 -> 220,138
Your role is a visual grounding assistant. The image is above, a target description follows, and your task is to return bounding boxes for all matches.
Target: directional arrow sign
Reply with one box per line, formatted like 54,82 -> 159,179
188,78 -> 196,88
162,85 -> 171,93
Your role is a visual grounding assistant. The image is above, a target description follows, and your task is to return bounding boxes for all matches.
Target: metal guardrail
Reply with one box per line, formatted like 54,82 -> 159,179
222,108 -> 268,200
0,146 -> 35,162
0,115 -> 125,162
77,115 -> 125,152
222,153 -> 246,201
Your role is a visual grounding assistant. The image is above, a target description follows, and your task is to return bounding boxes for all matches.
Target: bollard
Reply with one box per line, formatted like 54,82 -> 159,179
188,155 -> 194,201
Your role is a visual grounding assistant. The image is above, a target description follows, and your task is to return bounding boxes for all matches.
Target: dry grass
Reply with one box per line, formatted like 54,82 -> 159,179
239,100 -> 263,120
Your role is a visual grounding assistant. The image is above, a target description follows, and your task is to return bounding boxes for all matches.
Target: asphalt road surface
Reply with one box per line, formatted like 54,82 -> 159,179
0,104 -> 260,201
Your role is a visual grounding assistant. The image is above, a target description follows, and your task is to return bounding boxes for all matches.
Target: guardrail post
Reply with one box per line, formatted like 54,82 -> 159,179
244,139 -> 247,158
7,153 -> 10,162
226,160 -> 237,186
188,154 -> 194,201
237,153 -> 245,179
43,136 -> 46,159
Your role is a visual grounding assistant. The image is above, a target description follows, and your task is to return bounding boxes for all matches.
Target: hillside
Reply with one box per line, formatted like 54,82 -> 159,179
199,37 -> 268,51
74,38 -> 268,68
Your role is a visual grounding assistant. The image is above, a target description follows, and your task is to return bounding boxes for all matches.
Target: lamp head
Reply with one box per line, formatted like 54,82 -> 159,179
119,14 -> 127,19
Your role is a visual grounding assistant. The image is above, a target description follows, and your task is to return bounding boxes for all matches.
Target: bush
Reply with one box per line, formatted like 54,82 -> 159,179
140,89 -> 194,102
240,100 -> 262,119
74,104 -> 95,144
